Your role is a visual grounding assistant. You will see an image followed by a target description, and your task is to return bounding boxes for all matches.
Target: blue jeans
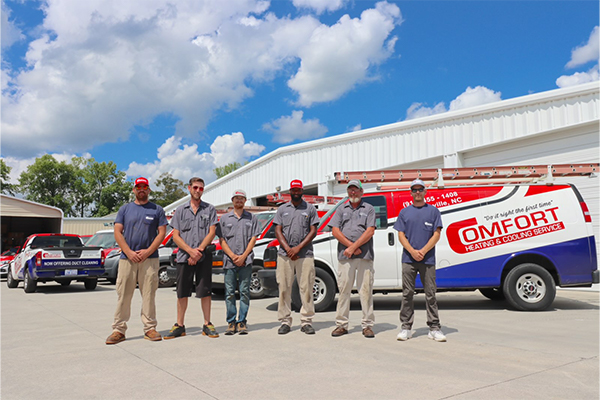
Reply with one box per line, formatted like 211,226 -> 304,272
224,265 -> 252,324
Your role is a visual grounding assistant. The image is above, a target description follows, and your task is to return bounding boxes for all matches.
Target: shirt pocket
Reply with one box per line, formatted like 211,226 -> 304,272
422,221 -> 434,232
180,219 -> 193,232
143,211 -> 156,225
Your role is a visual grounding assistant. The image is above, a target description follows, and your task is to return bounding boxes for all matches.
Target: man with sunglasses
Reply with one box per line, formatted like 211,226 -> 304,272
166,177 -> 219,339
393,179 -> 447,342
106,177 -> 168,345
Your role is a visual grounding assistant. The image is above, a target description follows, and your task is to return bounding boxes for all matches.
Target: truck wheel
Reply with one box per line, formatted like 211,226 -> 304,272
84,278 -> 98,290
291,267 -> 336,312
503,263 -> 556,311
23,269 -> 37,293
478,288 -> 505,301
158,265 -> 175,287
6,265 -> 18,288
60,280 -> 72,287
249,265 -> 265,299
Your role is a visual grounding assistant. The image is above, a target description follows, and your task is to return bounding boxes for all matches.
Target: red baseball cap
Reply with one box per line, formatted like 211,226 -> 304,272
290,179 -> 303,189
134,177 -> 149,187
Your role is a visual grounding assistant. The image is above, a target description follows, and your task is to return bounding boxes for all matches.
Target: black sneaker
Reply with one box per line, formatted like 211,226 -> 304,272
225,322 -> 236,335
278,324 -> 291,335
300,324 -> 315,335
237,322 -> 248,335
164,323 -> 186,339
202,323 -> 219,338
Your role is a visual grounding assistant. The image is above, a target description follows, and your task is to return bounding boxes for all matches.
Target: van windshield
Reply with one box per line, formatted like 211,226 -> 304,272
318,198 -> 348,232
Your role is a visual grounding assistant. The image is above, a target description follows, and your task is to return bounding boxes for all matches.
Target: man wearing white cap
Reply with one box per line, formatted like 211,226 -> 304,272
217,190 -> 261,335
328,179 -> 377,338
393,179 -> 446,342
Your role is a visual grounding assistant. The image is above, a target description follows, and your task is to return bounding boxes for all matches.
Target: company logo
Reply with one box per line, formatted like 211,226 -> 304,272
447,206 -> 564,254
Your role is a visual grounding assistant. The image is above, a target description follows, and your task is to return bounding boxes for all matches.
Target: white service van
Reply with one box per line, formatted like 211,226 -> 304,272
260,176 -> 598,312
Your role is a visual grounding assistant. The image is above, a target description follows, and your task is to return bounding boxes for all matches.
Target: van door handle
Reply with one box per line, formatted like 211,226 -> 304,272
388,232 -> 395,246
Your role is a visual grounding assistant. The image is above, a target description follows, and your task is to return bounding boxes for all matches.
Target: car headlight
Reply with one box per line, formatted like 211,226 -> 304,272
107,249 -> 122,258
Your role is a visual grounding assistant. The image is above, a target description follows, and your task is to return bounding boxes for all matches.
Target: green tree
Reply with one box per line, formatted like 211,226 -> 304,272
18,155 -> 77,215
71,156 -> 132,217
151,172 -> 186,207
214,161 -> 243,179
1,159 -> 16,195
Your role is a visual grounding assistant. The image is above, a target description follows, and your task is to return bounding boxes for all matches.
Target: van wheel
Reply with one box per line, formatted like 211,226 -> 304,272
158,265 -> 175,287
503,263 -> 556,311
6,265 -> 18,288
291,267 -> 336,312
84,278 -> 98,290
23,269 -> 37,293
478,288 -> 505,301
250,265 -> 265,299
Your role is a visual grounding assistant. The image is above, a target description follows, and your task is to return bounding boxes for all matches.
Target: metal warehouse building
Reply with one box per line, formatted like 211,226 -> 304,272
166,82 -> 599,249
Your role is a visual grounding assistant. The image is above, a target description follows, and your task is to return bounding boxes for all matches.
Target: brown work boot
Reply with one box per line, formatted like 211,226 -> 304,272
331,326 -> 348,337
144,329 -> 162,341
362,327 -> 375,338
106,331 -> 125,345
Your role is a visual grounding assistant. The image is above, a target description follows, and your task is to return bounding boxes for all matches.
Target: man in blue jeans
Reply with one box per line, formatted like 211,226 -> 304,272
217,190 -> 261,335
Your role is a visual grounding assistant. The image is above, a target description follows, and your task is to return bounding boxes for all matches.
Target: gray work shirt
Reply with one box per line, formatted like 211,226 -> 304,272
171,200 -> 217,263
273,200 -> 320,258
328,200 -> 376,261
217,210 -> 262,269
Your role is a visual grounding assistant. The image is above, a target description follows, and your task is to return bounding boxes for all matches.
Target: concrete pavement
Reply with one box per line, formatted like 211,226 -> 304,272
1,281 -> 598,399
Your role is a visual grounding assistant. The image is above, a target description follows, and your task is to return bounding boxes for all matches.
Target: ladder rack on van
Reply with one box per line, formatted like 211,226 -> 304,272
334,163 -> 599,189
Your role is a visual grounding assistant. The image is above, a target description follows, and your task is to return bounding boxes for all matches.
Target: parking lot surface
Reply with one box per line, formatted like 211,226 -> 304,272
2,281 -> 598,400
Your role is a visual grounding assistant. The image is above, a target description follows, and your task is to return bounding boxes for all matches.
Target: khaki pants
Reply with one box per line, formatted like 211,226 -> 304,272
335,259 -> 374,329
276,256 -> 315,326
111,258 -> 159,334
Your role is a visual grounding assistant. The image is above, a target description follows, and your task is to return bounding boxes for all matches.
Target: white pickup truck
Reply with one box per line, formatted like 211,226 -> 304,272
6,233 -> 105,293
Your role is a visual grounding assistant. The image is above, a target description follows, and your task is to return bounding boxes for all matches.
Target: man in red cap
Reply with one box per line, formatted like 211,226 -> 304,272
106,177 -> 168,344
273,179 -> 320,335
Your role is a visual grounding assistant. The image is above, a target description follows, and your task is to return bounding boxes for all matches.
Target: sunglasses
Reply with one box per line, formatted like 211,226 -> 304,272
135,185 -> 149,190
191,186 -> 204,191
411,188 -> 425,193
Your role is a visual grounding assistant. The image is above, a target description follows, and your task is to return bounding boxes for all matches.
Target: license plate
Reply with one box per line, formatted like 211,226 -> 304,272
65,269 -> 78,276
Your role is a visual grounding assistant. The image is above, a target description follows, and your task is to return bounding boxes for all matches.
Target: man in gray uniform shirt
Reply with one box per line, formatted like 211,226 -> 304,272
273,179 -> 320,335
166,177 -> 219,339
328,180 -> 377,338
217,189 -> 261,335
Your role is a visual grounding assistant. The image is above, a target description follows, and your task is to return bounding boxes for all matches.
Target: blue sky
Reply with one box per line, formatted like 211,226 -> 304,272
1,0 -> 598,187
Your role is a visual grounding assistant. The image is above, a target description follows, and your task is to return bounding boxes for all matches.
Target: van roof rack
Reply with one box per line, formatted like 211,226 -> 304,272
334,163 -> 599,189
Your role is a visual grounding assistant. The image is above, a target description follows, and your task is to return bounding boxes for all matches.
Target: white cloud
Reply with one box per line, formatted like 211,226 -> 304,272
405,86 -> 502,120
263,110 -> 328,143
449,86 -> 502,111
126,132 -> 264,185
350,124 -> 362,132
566,26 -> 599,68
292,0 -> 347,15
556,64 -> 600,88
1,0 -> 23,49
288,1 -> 402,106
405,102 -> 447,120
1,1 -> 402,158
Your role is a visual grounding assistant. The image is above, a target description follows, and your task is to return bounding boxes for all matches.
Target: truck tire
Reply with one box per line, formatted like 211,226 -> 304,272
503,263 -> 556,311
478,287 -> 505,301
250,265 -> 265,299
6,265 -> 18,288
158,265 -> 175,288
23,269 -> 37,293
291,267 -> 336,312
84,278 -> 98,290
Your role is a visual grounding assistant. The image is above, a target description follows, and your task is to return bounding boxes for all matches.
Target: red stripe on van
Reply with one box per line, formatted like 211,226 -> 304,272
524,185 -> 568,197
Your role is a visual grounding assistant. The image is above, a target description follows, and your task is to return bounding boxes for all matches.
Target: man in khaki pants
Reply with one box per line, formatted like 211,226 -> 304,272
273,179 -> 320,335
106,177 -> 167,344
328,180 -> 376,338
